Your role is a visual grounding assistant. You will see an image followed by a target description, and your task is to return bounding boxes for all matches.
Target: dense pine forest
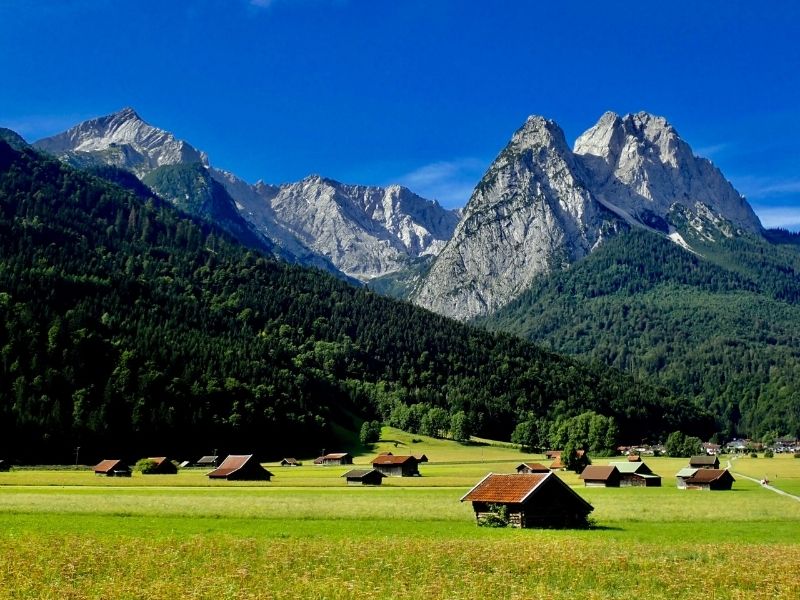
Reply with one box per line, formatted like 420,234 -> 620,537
0,140 -> 713,462
482,229 -> 800,439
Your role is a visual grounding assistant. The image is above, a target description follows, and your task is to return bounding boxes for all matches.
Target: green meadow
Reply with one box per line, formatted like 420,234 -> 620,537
1,432 -> 799,599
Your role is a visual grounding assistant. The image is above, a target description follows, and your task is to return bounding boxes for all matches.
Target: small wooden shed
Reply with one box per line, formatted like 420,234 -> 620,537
679,468 -> 735,490
142,457 -> 178,474
516,462 -> 550,474
609,461 -> 662,487
314,453 -> 353,466
207,455 -> 273,481
195,455 -> 219,468
372,455 -> 420,477
689,455 -> 720,469
579,465 -> 620,487
341,469 -> 385,486
93,459 -> 131,477
280,458 -> 300,466
414,454 -> 429,463
461,472 -> 593,528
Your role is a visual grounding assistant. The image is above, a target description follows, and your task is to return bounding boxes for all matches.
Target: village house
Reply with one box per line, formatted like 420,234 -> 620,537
702,442 -> 721,455
313,452 -> 353,466
689,455 -> 720,469
579,465 -> 620,487
372,454 -> 420,477
280,458 -> 300,466
516,462 -> 550,474
676,468 -> 735,490
93,459 -> 131,477
609,461 -> 662,487
141,457 -> 178,474
461,472 -> 594,528
207,455 -> 273,481
341,469 -> 385,486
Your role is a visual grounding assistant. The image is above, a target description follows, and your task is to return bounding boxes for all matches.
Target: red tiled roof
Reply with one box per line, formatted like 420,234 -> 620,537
461,473 -> 549,503
579,465 -> 617,481
372,455 -> 417,465
208,455 -> 253,478
323,453 -> 351,459
685,469 -> 734,484
94,459 -> 122,473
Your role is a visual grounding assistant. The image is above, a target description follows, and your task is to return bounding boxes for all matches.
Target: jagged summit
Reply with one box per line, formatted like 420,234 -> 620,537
414,110 -> 766,320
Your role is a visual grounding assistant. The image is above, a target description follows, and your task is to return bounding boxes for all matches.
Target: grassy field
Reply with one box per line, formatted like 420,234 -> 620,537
1,433 -> 799,599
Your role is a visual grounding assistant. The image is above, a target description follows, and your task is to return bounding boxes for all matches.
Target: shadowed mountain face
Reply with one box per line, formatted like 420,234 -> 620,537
413,111 -> 764,320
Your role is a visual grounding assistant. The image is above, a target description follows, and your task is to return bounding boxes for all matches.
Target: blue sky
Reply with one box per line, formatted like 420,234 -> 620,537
1,1 -> 799,228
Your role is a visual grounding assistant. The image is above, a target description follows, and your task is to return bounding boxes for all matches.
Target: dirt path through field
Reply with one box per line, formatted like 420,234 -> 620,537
727,458 -> 800,503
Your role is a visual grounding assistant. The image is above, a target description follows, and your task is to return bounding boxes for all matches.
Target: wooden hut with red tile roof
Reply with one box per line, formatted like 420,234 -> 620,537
93,459 -> 131,477
372,454 -> 420,477
461,472 -> 593,528
141,457 -> 177,474
207,455 -> 273,481
516,462 -> 550,474
579,465 -> 621,487
689,455 -> 720,469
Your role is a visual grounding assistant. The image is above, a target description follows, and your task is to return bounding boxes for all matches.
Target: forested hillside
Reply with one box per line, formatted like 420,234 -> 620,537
0,141 -> 714,462
482,229 -> 800,438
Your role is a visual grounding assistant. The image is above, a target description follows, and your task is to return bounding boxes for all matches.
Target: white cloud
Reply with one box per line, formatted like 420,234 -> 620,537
392,158 -> 486,208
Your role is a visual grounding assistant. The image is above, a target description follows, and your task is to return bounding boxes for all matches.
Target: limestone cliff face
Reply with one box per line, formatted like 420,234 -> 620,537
215,171 -> 460,281
414,111 -> 764,320
574,111 -> 762,238
413,117 -> 617,320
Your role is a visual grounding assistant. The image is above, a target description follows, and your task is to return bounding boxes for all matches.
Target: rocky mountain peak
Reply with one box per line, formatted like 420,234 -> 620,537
34,108 -> 208,177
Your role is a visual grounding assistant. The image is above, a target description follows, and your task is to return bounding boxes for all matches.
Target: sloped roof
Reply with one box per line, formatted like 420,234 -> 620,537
610,461 -> 653,475
689,455 -> 718,466
94,459 -> 124,473
322,453 -> 351,459
461,473 -> 549,503
372,455 -> 417,465
341,469 -> 384,479
676,467 -> 699,478
579,465 -> 618,481
147,457 -> 169,467
207,455 -> 273,478
461,473 -> 593,513
517,462 -> 550,472
196,455 -> 218,464
685,469 -> 734,484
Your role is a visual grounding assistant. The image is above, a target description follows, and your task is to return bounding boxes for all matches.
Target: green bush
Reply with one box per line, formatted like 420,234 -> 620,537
764,449 -> 774,458
135,458 -> 158,474
750,452 -> 758,458
477,504 -> 509,528
794,452 -> 800,459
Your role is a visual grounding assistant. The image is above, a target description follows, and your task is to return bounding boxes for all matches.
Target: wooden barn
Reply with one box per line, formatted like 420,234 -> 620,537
195,455 -> 219,468
207,455 -> 273,481
677,468 -> 735,490
461,472 -> 593,528
280,458 -> 300,466
372,455 -> 420,477
579,465 -> 620,487
609,461 -> 662,487
93,459 -> 131,477
545,450 -> 561,460
314,453 -> 353,466
341,469 -> 385,486
516,462 -> 550,474
414,454 -> 429,463
689,455 -> 720,469
142,457 -> 178,474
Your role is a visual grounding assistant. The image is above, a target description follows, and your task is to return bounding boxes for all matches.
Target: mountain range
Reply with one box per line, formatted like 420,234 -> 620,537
7,107 -> 800,440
